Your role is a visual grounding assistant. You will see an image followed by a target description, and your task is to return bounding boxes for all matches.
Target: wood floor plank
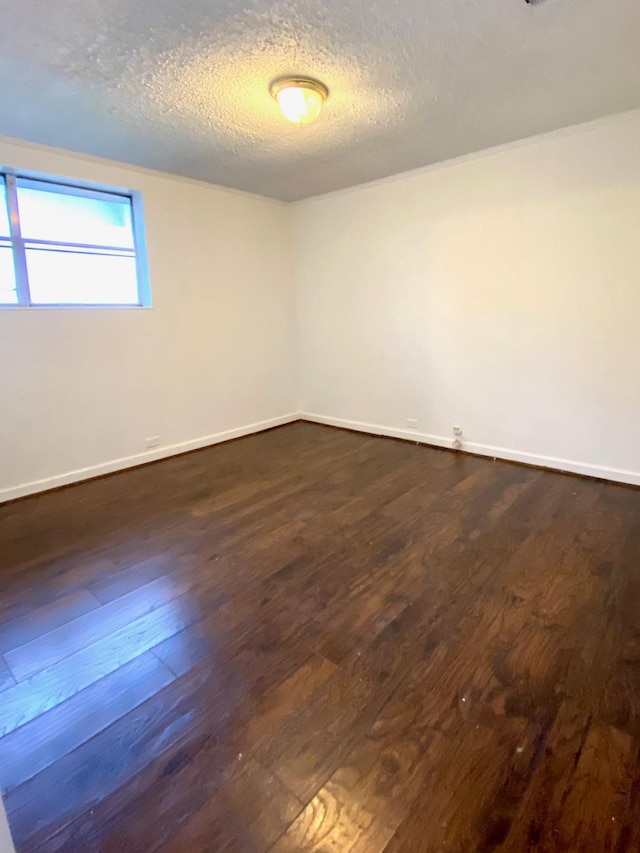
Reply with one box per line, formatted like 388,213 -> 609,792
160,757 -> 302,853
61,660 -> 327,853
4,667 -> 221,850
0,589 -> 102,655
615,750 -> 640,852
0,594 -> 193,738
549,723 -> 636,852
255,601 -> 429,804
0,656 -> 15,693
501,710 -> 636,852
270,695 -> 437,853
0,651 -> 174,792
87,555 -> 177,604
4,574 -> 193,681
9,615 -> 321,853
0,422 -> 639,852
381,717 -> 531,853
498,701 -> 594,850
0,557 -> 118,626
28,650 -> 333,853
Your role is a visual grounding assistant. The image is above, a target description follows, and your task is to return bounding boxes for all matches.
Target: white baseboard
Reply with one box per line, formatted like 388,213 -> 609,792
5,411 -> 638,502
302,413 -> 640,488
0,413 -> 301,503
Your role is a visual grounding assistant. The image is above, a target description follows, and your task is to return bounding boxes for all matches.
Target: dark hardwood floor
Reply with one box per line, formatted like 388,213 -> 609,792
1,421 -> 640,852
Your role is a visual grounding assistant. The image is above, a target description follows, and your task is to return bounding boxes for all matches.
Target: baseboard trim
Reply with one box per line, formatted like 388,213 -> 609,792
301,413 -> 640,488
5,411 -> 638,502
0,413 -> 301,503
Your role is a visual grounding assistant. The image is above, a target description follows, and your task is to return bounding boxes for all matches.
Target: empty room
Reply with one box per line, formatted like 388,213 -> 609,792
1,0 -> 639,850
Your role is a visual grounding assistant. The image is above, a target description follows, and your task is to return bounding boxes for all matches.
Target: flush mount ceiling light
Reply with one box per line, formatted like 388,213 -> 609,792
270,76 -> 329,125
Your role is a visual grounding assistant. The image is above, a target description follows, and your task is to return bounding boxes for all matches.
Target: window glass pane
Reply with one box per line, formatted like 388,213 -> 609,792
26,249 -> 139,305
0,180 -> 10,237
0,244 -> 17,304
17,183 -> 134,249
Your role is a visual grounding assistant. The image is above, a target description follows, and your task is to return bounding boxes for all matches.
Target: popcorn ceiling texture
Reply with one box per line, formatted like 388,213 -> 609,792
0,0 -> 638,200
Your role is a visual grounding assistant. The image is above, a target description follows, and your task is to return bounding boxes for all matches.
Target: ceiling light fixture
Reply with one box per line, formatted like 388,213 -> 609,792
270,76 -> 329,125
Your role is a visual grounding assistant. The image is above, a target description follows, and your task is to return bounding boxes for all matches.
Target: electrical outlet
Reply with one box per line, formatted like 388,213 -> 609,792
146,436 -> 161,449
406,418 -> 419,429
453,426 -> 463,437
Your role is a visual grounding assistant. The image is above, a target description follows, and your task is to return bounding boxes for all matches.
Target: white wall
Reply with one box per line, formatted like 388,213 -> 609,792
0,798 -> 15,853
2,110 -> 639,499
0,138 -> 297,500
295,111 -> 640,486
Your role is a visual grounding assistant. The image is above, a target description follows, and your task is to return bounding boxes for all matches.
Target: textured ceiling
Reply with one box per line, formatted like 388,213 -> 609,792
0,0 -> 638,201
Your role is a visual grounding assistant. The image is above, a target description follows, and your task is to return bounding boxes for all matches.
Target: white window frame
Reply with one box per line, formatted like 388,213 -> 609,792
0,168 -> 151,308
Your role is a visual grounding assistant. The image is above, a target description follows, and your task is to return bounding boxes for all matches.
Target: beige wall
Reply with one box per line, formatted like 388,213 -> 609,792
3,109 -> 640,497
0,138 -> 297,500
295,110 -> 640,485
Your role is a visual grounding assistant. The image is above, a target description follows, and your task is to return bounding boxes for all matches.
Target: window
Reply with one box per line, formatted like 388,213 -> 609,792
0,170 -> 150,307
